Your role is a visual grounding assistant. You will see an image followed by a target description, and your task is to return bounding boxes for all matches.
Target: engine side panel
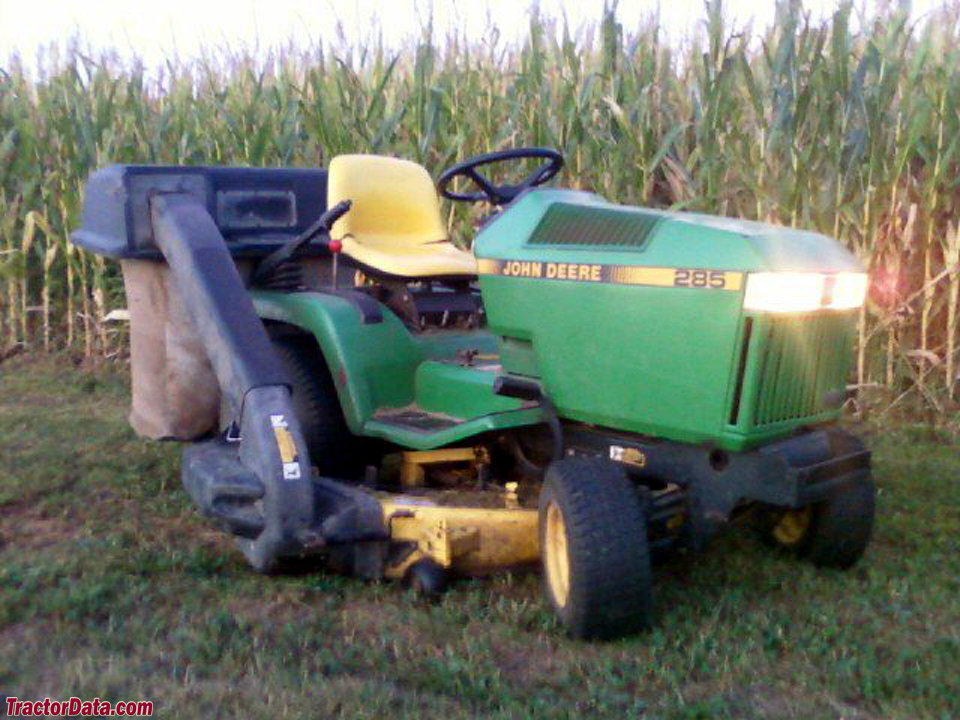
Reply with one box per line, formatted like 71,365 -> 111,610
479,273 -> 745,447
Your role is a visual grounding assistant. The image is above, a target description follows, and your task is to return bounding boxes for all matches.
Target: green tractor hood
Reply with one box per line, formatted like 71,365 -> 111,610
474,190 -> 864,451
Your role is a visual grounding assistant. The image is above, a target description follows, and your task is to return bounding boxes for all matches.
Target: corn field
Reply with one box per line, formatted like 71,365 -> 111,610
1,2 -> 959,415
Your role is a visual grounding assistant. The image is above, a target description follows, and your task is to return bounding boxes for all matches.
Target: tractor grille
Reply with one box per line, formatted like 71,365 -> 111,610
527,202 -> 665,248
734,313 -> 853,429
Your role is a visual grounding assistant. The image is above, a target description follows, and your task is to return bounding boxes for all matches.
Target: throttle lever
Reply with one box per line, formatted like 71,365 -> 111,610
252,200 -> 352,287
299,199 -> 352,247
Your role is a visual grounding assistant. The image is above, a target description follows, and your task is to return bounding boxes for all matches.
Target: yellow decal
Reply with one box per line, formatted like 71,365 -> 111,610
274,426 -> 297,464
477,258 -> 742,291
610,445 -> 647,468
269,414 -> 301,480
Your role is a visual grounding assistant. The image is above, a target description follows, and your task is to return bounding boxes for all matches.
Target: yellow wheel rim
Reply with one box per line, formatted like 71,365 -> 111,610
772,507 -> 813,546
544,501 -> 571,607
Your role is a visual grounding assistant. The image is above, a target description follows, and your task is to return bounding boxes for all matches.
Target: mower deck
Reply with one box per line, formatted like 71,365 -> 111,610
378,490 -> 539,579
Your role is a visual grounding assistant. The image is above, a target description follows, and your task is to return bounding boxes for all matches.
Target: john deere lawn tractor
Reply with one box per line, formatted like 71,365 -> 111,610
73,148 -> 874,638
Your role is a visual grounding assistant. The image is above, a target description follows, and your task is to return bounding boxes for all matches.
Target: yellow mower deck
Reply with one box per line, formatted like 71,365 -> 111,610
378,449 -> 539,579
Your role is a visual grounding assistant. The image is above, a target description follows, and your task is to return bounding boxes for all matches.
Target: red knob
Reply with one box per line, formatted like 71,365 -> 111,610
328,238 -> 343,254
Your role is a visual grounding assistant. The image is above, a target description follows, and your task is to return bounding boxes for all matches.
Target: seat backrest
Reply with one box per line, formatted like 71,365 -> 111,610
327,155 -> 447,248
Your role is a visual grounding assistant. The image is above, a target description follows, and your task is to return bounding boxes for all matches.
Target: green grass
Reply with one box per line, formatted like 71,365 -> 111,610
1,355 -> 958,719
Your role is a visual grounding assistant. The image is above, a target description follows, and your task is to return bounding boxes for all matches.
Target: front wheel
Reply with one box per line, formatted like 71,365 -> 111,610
759,472 -> 875,569
539,457 -> 653,639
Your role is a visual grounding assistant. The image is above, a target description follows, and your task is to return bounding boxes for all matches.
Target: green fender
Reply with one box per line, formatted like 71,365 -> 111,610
251,290 -> 542,449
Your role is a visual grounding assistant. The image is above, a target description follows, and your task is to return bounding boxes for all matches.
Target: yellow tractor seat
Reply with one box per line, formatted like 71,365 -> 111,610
327,154 -> 477,279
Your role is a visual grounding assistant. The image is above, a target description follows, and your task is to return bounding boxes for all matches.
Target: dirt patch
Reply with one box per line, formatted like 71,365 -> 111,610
0,393 -> 70,410
336,598 -> 423,649
0,476 -> 81,512
0,343 -> 25,364
0,621 -> 34,647
226,591 -> 320,626
489,636 -> 564,686
141,503 -> 237,554
0,503 -> 82,552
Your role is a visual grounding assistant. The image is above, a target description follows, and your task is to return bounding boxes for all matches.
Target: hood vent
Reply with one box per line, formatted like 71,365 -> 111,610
527,202 -> 665,249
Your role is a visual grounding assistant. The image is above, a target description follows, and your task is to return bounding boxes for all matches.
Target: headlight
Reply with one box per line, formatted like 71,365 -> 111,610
828,272 -> 869,309
743,272 -> 867,312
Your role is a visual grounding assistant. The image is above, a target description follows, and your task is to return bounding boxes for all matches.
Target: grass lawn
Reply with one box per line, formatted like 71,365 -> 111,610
0,354 -> 958,719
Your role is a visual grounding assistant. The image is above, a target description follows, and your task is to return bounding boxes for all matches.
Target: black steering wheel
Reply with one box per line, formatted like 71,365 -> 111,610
437,147 -> 564,206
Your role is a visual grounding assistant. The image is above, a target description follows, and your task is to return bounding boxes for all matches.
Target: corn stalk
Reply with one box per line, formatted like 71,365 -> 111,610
0,4 -> 956,416
943,221 -> 960,398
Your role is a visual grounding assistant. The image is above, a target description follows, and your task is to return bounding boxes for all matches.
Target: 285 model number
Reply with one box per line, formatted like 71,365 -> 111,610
673,269 -> 729,289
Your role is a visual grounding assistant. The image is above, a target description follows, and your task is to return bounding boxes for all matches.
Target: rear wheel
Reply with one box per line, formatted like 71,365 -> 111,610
759,473 -> 875,569
539,457 -> 653,639
270,336 -> 370,479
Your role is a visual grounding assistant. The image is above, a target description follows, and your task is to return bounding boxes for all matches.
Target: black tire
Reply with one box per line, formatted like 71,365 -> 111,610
758,473 -> 875,569
538,457 -> 653,640
406,559 -> 448,598
270,336 -> 369,479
